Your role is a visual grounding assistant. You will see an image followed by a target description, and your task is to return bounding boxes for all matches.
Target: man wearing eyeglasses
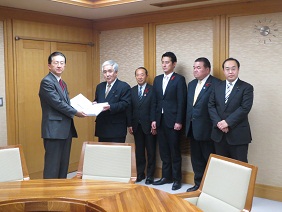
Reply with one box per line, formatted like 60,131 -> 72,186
94,60 -> 131,143
208,58 -> 254,162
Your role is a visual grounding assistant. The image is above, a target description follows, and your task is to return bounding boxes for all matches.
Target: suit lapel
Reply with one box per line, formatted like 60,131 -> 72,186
139,84 -> 150,105
49,73 -> 68,103
225,79 -> 241,107
105,79 -> 118,101
163,73 -> 175,97
194,76 -> 212,105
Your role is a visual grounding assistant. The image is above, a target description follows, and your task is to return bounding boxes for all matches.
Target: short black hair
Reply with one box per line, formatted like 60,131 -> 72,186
48,52 -> 66,64
222,57 -> 240,69
135,67 -> 148,76
195,57 -> 211,69
162,52 -> 177,63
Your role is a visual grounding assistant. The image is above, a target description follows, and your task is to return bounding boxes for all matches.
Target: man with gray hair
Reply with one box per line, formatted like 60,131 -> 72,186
94,60 -> 131,143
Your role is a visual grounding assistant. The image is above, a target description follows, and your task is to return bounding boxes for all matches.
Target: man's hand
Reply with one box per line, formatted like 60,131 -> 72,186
174,123 -> 182,131
128,127 -> 133,135
151,128 -> 157,135
75,111 -> 87,117
151,121 -> 156,130
217,120 -> 228,130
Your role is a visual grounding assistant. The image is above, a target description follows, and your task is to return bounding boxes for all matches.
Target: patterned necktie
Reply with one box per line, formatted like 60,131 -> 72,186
59,79 -> 65,91
138,86 -> 143,100
193,80 -> 202,106
225,82 -> 233,104
105,84 -> 111,98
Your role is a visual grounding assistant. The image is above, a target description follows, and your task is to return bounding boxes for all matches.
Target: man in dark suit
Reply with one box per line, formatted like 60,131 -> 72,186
94,60 -> 131,143
186,57 -> 221,192
39,51 -> 87,179
208,58 -> 254,162
127,67 -> 157,184
151,52 -> 187,190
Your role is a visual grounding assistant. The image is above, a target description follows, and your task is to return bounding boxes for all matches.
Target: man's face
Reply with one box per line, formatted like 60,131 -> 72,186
193,61 -> 210,80
103,65 -> 117,84
48,55 -> 66,77
223,60 -> 239,82
161,56 -> 176,75
135,68 -> 147,86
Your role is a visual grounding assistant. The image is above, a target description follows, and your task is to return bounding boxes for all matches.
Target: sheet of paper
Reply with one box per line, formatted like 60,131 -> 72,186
70,93 -> 108,116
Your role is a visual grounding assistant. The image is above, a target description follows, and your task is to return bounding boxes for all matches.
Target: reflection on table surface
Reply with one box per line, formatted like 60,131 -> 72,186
0,179 -> 202,211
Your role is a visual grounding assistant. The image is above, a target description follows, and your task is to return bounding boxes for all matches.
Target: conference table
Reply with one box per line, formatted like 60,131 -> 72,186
0,179 -> 202,211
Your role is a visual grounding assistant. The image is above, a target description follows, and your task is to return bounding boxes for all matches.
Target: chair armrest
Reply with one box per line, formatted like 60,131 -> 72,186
176,189 -> 201,198
73,171 -> 82,179
130,177 -> 137,184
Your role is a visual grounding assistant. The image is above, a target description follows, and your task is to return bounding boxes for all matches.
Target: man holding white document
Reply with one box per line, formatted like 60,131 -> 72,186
93,60 -> 131,143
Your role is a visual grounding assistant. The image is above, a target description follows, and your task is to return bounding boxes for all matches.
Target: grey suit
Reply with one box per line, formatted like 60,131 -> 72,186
39,72 -> 77,178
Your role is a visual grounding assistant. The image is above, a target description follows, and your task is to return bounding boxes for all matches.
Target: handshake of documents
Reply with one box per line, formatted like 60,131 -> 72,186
70,93 -> 109,116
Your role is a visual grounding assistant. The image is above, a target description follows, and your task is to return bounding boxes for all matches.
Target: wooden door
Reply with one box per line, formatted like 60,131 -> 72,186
15,40 -> 94,178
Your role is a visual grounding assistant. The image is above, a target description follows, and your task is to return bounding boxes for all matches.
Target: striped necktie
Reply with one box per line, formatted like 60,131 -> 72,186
138,86 -> 143,100
105,84 -> 111,98
225,82 -> 233,104
59,79 -> 65,91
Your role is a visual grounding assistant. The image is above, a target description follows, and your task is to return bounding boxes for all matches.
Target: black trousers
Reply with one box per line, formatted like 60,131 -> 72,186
133,123 -> 156,178
214,135 -> 249,163
158,116 -> 182,181
189,123 -> 215,186
98,137 -> 126,143
43,131 -> 72,179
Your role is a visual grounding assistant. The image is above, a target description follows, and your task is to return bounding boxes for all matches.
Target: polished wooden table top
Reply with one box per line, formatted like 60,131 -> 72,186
0,179 -> 201,211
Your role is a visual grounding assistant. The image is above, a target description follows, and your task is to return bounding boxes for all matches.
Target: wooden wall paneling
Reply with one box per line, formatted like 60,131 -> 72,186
51,42 -> 95,172
213,15 -> 229,80
4,19 -> 17,145
143,23 -> 156,85
0,6 -> 92,29
15,39 -> 51,178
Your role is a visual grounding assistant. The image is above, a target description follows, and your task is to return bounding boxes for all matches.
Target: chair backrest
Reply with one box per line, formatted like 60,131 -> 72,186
197,154 -> 258,212
0,144 -> 29,182
76,142 -> 137,183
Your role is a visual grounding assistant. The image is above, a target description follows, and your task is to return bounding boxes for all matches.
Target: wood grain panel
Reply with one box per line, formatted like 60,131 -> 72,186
15,40 -> 50,177
0,179 -> 202,212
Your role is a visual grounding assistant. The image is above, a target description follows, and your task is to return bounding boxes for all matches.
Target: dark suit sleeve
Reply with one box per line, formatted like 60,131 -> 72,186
176,76 -> 187,124
39,78 -> 77,118
225,84 -> 254,128
126,89 -> 133,127
109,82 -> 131,114
208,85 -> 222,126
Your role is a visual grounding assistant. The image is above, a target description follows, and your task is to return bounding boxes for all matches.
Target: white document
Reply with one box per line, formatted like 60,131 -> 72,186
70,93 -> 108,116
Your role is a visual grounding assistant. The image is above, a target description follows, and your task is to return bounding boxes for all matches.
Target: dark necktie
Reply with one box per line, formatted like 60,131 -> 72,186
59,79 -> 65,91
138,86 -> 142,100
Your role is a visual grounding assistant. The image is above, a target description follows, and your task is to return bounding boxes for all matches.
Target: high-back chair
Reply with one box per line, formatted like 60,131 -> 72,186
0,144 -> 30,182
75,142 -> 137,183
177,154 -> 258,212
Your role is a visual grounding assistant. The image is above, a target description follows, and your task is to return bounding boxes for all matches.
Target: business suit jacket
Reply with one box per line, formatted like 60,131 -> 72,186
208,79 -> 254,145
127,84 -> 154,134
39,72 -> 77,139
186,75 -> 221,141
94,79 -> 131,139
151,73 -> 187,127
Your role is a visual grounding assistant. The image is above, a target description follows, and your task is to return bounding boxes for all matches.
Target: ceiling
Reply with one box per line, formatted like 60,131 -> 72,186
0,0 -> 246,20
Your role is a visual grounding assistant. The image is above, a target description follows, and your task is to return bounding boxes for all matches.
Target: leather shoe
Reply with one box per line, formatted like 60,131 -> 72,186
136,175 -> 145,182
152,178 -> 172,185
145,177 -> 154,185
172,181 -> 182,190
186,185 -> 199,192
